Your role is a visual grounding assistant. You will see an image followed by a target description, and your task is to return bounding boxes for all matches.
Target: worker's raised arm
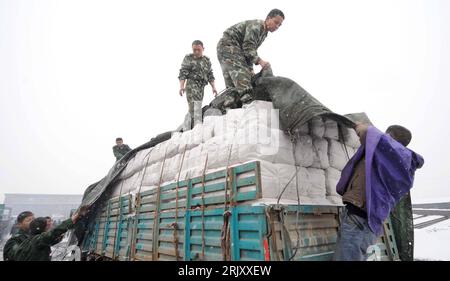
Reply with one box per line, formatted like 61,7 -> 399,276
36,206 -> 89,247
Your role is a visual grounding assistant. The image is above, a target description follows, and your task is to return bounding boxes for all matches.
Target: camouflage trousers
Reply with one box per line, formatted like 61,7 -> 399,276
217,40 -> 253,97
186,80 -> 205,128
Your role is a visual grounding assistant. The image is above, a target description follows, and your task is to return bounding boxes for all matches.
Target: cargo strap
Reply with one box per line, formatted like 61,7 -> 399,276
130,150 -> 153,260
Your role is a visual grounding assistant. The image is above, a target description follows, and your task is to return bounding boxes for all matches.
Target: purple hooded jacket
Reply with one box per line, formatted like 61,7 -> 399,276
336,126 -> 424,235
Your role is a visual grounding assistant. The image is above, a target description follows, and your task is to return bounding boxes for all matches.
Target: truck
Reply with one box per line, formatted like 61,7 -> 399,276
78,161 -> 399,261
56,68 -> 406,261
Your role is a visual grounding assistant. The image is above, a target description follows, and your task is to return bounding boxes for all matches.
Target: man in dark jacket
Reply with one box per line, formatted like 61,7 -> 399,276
14,206 -> 89,261
2,211 -> 34,261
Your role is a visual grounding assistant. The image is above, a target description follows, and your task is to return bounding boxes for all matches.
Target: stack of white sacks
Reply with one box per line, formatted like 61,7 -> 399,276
116,101 -> 361,206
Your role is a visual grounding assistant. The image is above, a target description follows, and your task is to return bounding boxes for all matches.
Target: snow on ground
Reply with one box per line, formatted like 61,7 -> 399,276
413,208 -> 450,211
414,218 -> 450,261
413,215 -> 443,224
412,197 -> 450,204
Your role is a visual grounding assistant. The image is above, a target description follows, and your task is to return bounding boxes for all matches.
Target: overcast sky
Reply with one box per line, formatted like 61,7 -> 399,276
1,0 -> 449,203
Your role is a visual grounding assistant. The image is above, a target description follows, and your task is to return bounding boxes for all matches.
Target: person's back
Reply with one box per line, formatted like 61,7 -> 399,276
221,20 -> 266,48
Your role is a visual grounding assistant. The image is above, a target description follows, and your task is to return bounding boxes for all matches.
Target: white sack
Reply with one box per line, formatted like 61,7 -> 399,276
311,138 -> 330,169
324,119 -> 339,140
328,139 -> 356,171
310,117 -> 325,139
294,135 -> 314,167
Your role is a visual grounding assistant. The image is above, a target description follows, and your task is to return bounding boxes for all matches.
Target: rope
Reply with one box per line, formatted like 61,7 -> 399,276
173,144 -> 188,261
111,180 -> 125,260
289,139 -> 302,261
221,210 -> 232,261
221,127 -> 238,261
200,153 -> 209,260
129,150 -> 152,260
151,148 -> 168,261
275,131 -> 302,261
265,207 -> 282,261
338,124 -> 351,160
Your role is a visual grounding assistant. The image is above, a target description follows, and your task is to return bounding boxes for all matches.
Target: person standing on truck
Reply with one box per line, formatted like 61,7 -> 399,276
178,40 -> 218,129
13,206 -> 89,261
333,123 -> 424,261
216,9 -> 284,107
113,137 -> 132,161
2,211 -> 34,261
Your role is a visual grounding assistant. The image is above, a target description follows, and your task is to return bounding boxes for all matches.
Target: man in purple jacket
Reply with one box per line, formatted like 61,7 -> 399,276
333,123 -> 424,261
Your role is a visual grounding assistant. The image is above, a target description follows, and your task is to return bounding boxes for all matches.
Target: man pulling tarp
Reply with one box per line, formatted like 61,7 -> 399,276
216,9 -> 284,107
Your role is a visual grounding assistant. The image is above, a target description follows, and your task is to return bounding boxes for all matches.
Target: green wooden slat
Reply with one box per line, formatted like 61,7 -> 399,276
140,188 -> 158,197
189,208 -> 226,217
191,170 -> 227,184
190,182 -> 226,196
236,177 -> 256,187
160,189 -> 188,201
233,161 -> 257,174
189,221 -> 224,230
161,181 -> 189,192
236,191 -> 258,202
237,222 -> 260,231
190,195 -> 229,206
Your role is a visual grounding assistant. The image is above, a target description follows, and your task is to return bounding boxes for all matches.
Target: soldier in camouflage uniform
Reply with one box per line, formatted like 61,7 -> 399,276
113,137 -> 132,161
179,40 -> 217,128
2,211 -> 34,261
14,206 -> 88,261
217,9 -> 284,106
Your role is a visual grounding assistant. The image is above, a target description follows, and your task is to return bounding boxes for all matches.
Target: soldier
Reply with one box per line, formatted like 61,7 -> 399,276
217,9 -> 284,106
2,211 -> 34,261
178,40 -> 217,128
113,137 -> 132,161
14,206 -> 89,261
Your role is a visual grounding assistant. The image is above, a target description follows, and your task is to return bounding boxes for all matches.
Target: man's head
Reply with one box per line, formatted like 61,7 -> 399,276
29,217 -> 49,235
116,137 -> 123,146
386,125 -> 412,147
192,40 -> 204,58
16,211 -> 34,231
265,9 -> 285,32
45,216 -> 53,229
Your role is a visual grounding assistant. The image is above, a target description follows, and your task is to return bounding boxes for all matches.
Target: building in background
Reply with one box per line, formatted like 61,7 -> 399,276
3,193 -> 82,229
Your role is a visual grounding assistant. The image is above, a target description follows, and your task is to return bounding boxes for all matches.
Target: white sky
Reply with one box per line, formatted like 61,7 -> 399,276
1,0 -> 449,203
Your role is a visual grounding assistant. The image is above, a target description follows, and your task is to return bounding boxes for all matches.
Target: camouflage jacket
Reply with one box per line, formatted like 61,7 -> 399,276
113,144 -> 132,161
178,54 -> 215,86
2,228 -> 30,261
14,218 -> 75,261
220,19 -> 268,65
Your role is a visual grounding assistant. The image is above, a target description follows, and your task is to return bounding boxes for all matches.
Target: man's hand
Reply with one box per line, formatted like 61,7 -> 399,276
179,87 -> 185,97
355,123 -> 370,144
71,206 -> 89,224
212,88 -> 218,97
258,59 -> 270,70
